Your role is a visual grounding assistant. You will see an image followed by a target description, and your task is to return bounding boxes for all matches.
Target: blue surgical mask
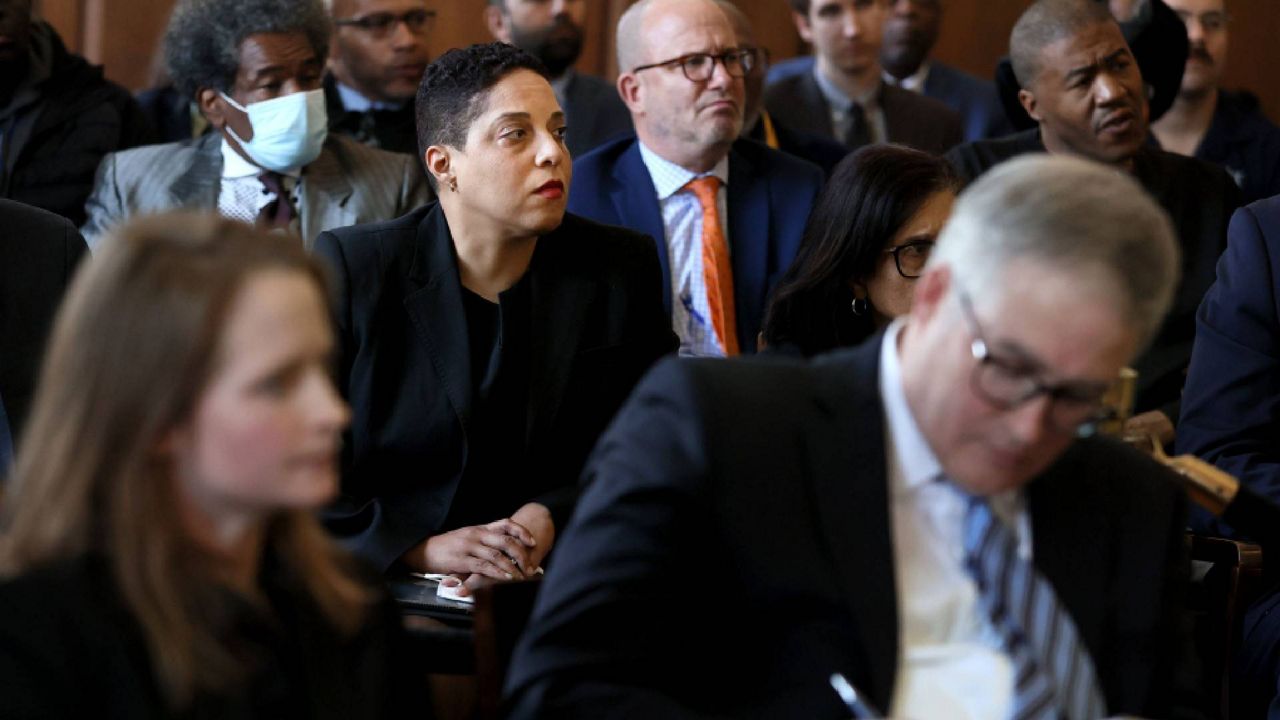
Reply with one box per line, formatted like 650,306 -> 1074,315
220,89 -> 328,172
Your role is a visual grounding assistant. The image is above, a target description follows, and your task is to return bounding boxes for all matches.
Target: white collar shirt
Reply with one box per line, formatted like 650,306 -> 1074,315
813,65 -> 888,145
217,137 -> 302,233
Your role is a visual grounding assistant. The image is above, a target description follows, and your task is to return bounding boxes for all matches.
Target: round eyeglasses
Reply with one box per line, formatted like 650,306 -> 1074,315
333,9 -> 435,38
885,239 -> 934,279
631,49 -> 757,82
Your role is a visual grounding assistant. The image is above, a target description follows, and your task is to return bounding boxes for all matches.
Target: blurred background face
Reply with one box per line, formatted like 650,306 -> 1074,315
858,189 -> 953,325
626,1 -> 744,161
1021,21 -> 1147,165
880,0 -> 941,80
1166,0 -> 1228,98
328,0 -> 432,103
171,270 -> 349,525
902,265 -> 1136,496
488,0 -> 586,77
440,69 -> 569,238
796,0 -> 888,78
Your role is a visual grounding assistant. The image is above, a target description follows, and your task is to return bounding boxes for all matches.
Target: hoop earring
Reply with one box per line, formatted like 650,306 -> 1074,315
851,297 -> 870,316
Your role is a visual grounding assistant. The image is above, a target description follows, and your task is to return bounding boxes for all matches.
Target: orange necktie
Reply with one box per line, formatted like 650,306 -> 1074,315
685,176 -> 739,356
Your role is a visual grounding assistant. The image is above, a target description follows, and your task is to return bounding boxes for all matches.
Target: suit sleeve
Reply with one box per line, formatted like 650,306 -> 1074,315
504,360 -> 718,720
1178,203 -> 1280,538
80,153 -> 125,252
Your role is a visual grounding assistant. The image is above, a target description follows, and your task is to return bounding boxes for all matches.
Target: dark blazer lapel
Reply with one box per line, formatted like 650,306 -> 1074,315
608,140 -> 672,313
1027,455 -> 1110,659
804,337 -> 900,711
794,73 -> 838,140
402,205 -> 474,433
726,146 -> 770,352
525,224 -> 596,445
168,133 -> 222,209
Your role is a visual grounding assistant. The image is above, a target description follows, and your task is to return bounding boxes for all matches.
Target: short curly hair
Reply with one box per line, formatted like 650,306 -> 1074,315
164,0 -> 332,100
415,43 -> 549,188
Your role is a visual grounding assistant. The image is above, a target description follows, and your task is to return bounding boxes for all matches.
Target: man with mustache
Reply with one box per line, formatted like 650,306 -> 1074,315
1151,0 -> 1280,204
946,0 -> 1240,451
566,0 -> 824,357
485,0 -> 631,158
324,0 -> 432,157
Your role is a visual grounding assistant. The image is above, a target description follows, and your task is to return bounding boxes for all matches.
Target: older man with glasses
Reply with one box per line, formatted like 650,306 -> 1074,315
567,0 -> 824,357
323,0 -> 432,156
507,153 -> 1190,720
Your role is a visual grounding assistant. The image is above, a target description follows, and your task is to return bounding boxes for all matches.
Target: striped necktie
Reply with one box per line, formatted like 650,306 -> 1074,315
964,496 -> 1107,720
684,176 -> 739,356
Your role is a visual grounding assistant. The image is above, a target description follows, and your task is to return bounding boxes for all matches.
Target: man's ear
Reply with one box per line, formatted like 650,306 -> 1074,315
792,11 -> 814,44
198,87 -> 228,130
484,5 -> 512,43
424,145 -> 452,189
910,263 -> 951,328
1018,87 -> 1042,123
617,73 -> 643,114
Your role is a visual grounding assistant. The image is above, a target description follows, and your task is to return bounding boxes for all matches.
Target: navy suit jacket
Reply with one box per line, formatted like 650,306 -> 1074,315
567,136 -> 823,353
765,56 -> 1007,142
1179,197 -> 1280,538
506,337 -> 1188,719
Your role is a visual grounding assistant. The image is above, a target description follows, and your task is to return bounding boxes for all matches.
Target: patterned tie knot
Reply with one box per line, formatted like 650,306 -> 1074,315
685,175 -> 721,208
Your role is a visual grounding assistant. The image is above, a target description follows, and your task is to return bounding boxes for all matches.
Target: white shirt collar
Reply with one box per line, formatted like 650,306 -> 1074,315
884,61 -> 931,93
219,136 -> 303,180
879,319 -> 943,493
335,80 -> 405,112
636,140 -> 730,201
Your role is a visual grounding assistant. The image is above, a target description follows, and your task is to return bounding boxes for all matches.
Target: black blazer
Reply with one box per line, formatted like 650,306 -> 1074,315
763,72 -> 963,155
0,554 -> 424,719
0,199 -> 88,446
505,336 -> 1188,719
314,204 -> 676,571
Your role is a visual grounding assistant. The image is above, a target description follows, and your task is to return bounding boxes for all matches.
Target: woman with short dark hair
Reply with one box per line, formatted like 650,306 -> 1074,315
762,145 -> 960,356
0,214 -> 422,717
316,42 -> 675,594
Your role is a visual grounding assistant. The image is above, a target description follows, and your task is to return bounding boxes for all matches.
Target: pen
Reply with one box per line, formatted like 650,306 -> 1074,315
829,672 -> 881,719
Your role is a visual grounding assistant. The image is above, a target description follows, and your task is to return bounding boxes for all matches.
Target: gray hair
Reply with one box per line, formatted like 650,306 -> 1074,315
164,0 -> 332,100
1010,0 -> 1114,88
931,154 -> 1179,351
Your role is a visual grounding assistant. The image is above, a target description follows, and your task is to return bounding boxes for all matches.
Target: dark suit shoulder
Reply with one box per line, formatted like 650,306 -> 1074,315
944,129 -> 1044,184
1050,435 -> 1183,508
731,137 -> 825,184
0,198 -> 81,243
881,84 -> 963,153
551,212 -> 656,259
570,134 -> 637,176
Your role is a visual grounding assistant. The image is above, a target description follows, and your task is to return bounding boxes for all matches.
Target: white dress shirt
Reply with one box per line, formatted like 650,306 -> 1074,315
884,62 -> 931,94
878,319 -> 1032,720
217,138 -> 301,232
812,66 -> 888,145
637,141 -> 731,357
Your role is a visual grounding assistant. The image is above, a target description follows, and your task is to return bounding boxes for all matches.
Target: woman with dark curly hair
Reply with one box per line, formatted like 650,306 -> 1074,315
0,214 -> 423,717
761,145 -> 959,356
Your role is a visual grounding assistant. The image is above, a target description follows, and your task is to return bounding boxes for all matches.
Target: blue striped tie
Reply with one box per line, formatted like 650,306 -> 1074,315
964,496 -> 1106,720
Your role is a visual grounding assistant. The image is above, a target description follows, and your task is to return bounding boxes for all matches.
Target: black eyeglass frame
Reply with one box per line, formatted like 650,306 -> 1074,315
955,288 -> 1112,433
631,49 -> 757,82
884,240 -> 934,279
333,9 -> 436,35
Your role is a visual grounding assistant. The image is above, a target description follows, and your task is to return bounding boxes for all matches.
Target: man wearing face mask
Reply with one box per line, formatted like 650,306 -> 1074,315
485,0 -> 632,158
81,0 -> 432,250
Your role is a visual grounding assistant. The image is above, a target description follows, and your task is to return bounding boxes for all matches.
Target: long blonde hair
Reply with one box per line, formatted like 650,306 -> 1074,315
0,214 -> 373,708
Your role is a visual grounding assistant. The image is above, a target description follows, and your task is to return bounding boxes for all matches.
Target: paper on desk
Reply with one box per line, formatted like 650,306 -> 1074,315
436,580 -> 475,604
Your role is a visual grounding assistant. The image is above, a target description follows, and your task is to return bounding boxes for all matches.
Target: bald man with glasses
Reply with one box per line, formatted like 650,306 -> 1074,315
567,0 -> 823,357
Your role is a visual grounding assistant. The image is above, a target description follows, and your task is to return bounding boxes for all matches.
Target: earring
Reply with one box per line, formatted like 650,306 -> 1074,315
448,176 -> 458,193
851,297 -> 870,316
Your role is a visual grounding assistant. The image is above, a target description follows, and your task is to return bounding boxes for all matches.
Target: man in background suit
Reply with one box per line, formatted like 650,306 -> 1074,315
324,0 -> 432,157
570,0 -> 823,356
82,0 -> 431,250
718,0 -> 850,178
0,199 -> 88,478
507,154 -> 1188,720
764,0 -> 962,155
946,0 -> 1239,448
485,0 -> 632,158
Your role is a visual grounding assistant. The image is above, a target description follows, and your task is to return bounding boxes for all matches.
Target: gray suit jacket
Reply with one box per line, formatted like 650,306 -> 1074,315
764,72 -> 963,156
81,132 -> 433,249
